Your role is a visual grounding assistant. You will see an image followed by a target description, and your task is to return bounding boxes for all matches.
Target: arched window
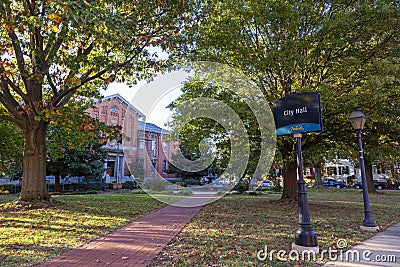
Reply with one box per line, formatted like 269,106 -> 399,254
110,105 -> 119,112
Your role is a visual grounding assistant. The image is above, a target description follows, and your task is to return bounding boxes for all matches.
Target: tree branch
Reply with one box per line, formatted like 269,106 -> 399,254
0,64 -> 29,103
0,114 -> 23,125
8,31 -> 30,89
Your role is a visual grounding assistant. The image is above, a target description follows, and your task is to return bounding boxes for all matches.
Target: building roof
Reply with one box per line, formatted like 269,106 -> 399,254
98,94 -> 145,118
138,121 -> 170,134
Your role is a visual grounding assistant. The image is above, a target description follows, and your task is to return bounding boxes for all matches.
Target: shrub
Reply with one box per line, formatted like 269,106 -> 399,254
182,179 -> 200,186
232,181 -> 249,194
181,189 -> 192,196
271,182 -> 283,192
130,189 -> 146,194
0,187 -> 10,195
143,178 -> 169,192
122,181 -> 137,190
1,184 -> 21,194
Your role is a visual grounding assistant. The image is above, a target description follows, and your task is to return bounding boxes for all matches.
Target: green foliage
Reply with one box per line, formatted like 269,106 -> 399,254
182,178 -> 200,186
0,184 -> 21,194
232,181 -> 249,194
271,182 -> 283,193
168,79 -> 262,179
167,140 -> 213,179
0,187 -> 10,195
129,159 -> 145,179
122,181 -> 137,190
46,135 -> 107,179
0,120 -> 23,177
0,0 -> 190,200
143,177 -> 169,192
171,0 -> 400,179
46,99 -> 120,160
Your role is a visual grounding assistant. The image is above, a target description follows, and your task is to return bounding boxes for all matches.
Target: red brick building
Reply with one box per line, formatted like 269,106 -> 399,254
87,94 -> 174,182
138,121 -> 176,178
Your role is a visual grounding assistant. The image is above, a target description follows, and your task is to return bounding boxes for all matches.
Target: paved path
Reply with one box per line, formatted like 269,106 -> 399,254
39,193 -> 217,267
322,222 -> 400,267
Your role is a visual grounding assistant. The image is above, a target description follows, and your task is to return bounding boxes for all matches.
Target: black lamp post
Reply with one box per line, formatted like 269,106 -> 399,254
292,133 -> 319,252
349,108 -> 378,230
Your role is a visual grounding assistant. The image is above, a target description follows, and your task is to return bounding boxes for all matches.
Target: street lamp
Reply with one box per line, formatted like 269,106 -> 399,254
349,108 -> 379,231
292,133 -> 319,253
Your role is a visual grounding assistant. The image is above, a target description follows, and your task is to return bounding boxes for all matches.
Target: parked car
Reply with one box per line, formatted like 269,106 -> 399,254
262,180 -> 271,187
353,180 -> 389,190
322,179 -> 347,188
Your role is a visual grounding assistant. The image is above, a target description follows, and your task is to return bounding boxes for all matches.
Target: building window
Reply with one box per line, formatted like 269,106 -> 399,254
151,140 -> 157,156
163,141 -> 169,154
110,105 -> 119,112
162,160 -> 167,173
139,139 -> 145,150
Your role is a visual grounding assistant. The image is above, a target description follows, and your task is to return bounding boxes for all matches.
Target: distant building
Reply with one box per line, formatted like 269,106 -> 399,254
87,94 -> 174,182
138,121 -> 176,178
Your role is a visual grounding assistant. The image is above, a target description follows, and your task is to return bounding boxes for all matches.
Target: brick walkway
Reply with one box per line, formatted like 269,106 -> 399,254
39,193 -> 217,267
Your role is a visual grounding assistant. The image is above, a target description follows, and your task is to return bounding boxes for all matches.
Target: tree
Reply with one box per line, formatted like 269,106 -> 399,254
169,0 -> 400,200
0,0 -> 188,202
0,120 -> 23,178
46,99 -> 117,191
167,80 -> 261,180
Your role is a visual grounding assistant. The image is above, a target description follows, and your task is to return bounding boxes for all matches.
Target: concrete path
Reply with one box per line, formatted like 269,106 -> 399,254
39,193 -> 217,267
322,222 -> 400,267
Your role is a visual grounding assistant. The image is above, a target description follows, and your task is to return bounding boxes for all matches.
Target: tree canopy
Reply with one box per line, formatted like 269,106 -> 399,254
169,0 -> 400,199
0,0 -> 189,202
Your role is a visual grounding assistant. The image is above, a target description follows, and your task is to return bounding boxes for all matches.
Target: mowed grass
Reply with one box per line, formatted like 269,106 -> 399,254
0,192 -> 167,266
0,189 -> 399,267
150,188 -> 400,267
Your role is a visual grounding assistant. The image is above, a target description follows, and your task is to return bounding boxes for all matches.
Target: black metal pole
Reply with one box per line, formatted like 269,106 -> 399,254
294,133 -> 318,247
356,130 -> 377,227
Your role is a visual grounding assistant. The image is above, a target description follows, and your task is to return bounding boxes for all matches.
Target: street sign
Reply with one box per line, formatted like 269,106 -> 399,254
273,92 -> 322,136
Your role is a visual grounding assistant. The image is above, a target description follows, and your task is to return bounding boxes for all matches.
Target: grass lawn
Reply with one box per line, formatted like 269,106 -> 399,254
0,188 -> 399,267
0,192 -> 167,266
150,188 -> 400,267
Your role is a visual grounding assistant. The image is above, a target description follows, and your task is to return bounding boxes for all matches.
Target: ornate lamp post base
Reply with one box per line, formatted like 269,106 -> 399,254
360,225 -> 380,232
292,242 -> 319,254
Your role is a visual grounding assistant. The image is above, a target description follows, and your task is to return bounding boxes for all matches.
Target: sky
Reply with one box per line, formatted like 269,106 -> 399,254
100,70 -> 190,129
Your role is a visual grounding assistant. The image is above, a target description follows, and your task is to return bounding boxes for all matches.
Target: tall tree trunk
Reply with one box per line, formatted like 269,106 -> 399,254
313,162 -> 323,187
55,175 -> 61,192
365,161 -> 376,193
281,161 -> 298,201
18,122 -> 50,202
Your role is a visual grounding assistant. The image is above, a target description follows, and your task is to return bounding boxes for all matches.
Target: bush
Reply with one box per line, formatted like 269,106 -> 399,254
181,189 -> 192,196
130,189 -> 146,194
0,187 -> 10,195
1,184 -> 21,194
271,182 -> 283,192
232,181 -> 249,194
122,181 -> 137,190
143,178 -> 169,192
182,179 -> 200,186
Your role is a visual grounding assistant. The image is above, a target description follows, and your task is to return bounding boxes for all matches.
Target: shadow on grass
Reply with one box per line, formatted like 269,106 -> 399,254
0,193 -> 167,267
150,192 -> 400,267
